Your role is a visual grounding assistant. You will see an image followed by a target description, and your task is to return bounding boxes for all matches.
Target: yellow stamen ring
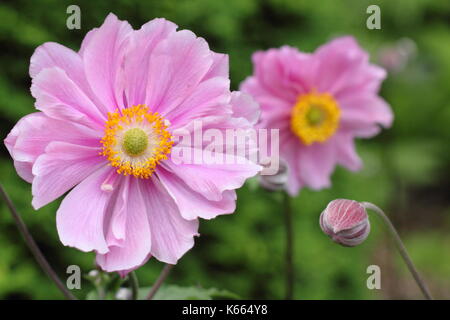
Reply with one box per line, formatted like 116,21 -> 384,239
290,91 -> 341,145
101,105 -> 173,179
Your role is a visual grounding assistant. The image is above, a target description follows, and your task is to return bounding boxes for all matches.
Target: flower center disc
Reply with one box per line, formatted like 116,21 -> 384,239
123,128 -> 149,156
101,105 -> 173,179
290,92 -> 340,145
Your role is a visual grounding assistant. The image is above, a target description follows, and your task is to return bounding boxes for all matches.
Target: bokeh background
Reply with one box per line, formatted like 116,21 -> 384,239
0,0 -> 449,299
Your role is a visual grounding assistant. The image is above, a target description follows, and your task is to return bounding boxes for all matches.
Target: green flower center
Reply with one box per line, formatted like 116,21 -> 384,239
122,128 -> 149,156
306,105 -> 326,126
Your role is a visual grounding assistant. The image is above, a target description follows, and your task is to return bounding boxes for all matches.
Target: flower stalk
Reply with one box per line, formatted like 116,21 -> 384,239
361,202 -> 433,300
146,264 -> 174,300
129,271 -> 140,300
0,183 -> 77,300
283,192 -> 294,300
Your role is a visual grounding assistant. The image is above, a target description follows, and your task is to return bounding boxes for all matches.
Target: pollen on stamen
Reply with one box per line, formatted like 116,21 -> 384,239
100,105 -> 174,179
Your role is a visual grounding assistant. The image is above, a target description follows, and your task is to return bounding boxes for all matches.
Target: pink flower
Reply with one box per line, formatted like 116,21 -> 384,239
241,37 -> 393,195
319,199 -> 370,247
4,14 -> 260,273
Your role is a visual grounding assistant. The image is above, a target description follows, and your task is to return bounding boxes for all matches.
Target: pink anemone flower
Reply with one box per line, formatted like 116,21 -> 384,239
241,37 -> 393,195
4,14 -> 261,273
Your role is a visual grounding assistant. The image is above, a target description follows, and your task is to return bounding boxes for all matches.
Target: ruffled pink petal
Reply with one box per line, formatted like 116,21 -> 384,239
31,67 -> 106,129
103,176 -> 127,248
168,77 -> 231,128
124,18 -> 177,107
252,46 -> 312,102
29,42 -> 108,115
96,178 -> 152,272
334,64 -> 386,100
163,157 -> 260,201
279,135 -> 303,196
116,254 -> 152,278
145,30 -> 213,115
313,36 -> 386,98
339,93 -> 393,138
157,167 -> 236,220
240,77 -> 292,116
56,166 -> 116,254
4,112 -> 100,182
11,161 -> 34,183
203,52 -> 229,80
230,91 -> 260,126
297,139 -> 337,190
82,13 -> 132,111
141,177 -> 199,264
31,142 -> 105,209
333,132 -> 362,171
79,27 -> 97,56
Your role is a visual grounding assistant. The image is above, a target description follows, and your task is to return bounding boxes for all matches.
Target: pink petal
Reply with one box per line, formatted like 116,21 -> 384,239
168,77 -> 231,128
324,199 -> 367,233
334,64 -> 386,100
157,167 -> 236,220
163,157 -> 260,201
145,30 -> 213,115
203,52 -> 229,80
116,254 -> 152,278
103,178 -> 128,248
334,132 -> 362,171
141,178 -> 199,264
56,166 -> 117,254
124,18 -> 177,107
297,139 -> 337,190
240,77 -> 292,115
82,13 -> 132,111
29,42 -> 108,115
252,46 -> 311,102
313,36 -> 386,97
31,142 -> 105,209
96,178 -> 152,272
31,67 -> 107,128
11,161 -> 34,183
230,91 -> 260,126
339,93 -> 393,138
4,112 -> 100,182
280,135 -> 303,196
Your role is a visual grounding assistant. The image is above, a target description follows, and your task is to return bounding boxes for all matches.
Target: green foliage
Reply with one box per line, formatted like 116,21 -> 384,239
0,0 -> 449,299
139,285 -> 240,300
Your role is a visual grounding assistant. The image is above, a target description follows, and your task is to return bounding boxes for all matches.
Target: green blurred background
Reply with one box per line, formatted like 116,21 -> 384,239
0,0 -> 449,299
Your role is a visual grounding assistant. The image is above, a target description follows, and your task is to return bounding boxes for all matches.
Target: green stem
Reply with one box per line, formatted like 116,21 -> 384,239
146,264 -> 173,300
362,202 -> 433,300
129,271 -> 139,300
283,192 -> 294,300
0,183 -> 77,300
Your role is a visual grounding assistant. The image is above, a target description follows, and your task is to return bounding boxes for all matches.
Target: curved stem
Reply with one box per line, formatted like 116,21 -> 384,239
129,271 -> 139,300
361,201 -> 433,300
146,264 -> 173,300
0,183 -> 77,300
283,192 -> 294,300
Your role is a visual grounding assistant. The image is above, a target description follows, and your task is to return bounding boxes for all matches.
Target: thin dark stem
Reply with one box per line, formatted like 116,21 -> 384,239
283,192 -> 294,300
361,202 -> 433,300
146,264 -> 173,300
129,271 -> 139,300
0,183 -> 77,300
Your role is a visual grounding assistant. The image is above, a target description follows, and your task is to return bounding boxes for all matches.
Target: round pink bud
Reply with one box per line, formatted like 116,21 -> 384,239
319,199 -> 370,247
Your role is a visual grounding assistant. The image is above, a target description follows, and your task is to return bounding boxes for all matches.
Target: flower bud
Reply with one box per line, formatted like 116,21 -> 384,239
319,199 -> 370,247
